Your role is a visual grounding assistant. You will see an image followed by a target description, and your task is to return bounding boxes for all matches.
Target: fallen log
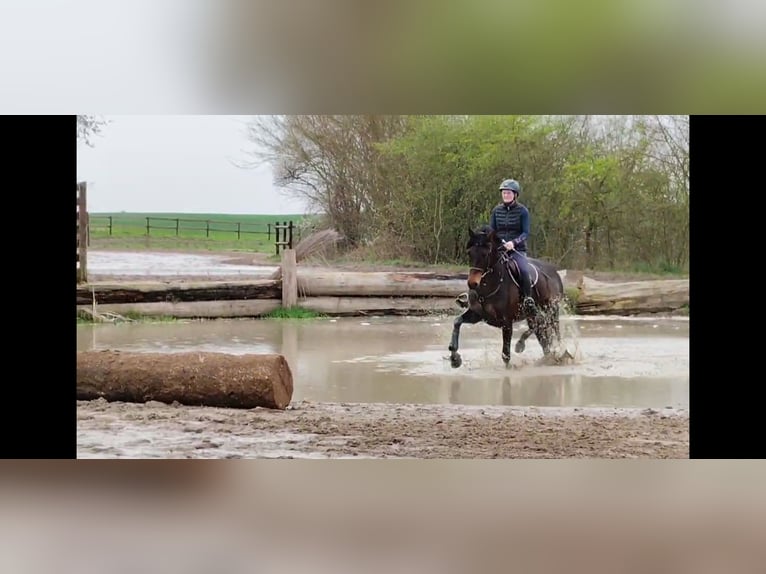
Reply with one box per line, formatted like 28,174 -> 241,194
76,280 -> 281,306
298,270 -> 466,297
77,351 -> 293,409
299,296 -> 459,316
77,273 -> 467,304
75,272 -> 690,318
77,297 -> 455,318
77,299 -> 281,319
574,277 -> 689,315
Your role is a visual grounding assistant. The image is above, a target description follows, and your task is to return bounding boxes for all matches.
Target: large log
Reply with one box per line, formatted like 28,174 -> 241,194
75,271 -> 690,318
77,272 -> 467,305
299,296 -> 459,316
76,297 -> 456,318
77,299 -> 281,319
298,270 -> 467,297
574,277 -> 689,315
77,351 -> 293,409
76,280 -> 281,306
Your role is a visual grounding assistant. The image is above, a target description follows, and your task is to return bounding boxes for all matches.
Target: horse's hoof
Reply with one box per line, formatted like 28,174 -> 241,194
450,354 -> 462,368
514,342 -> 525,354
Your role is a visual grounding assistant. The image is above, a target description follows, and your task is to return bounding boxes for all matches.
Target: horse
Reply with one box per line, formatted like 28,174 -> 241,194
448,225 -> 565,369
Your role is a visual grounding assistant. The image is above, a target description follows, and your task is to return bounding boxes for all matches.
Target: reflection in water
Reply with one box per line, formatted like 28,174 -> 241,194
76,316 -> 689,409
501,376 -> 511,405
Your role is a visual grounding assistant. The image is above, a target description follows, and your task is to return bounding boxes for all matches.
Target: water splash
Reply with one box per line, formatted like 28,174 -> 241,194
554,300 -> 583,364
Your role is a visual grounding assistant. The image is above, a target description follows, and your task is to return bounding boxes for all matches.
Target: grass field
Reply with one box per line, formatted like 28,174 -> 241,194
88,212 -> 313,253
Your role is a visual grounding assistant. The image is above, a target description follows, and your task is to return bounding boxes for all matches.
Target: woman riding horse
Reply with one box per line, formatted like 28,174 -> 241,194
448,225 -> 564,369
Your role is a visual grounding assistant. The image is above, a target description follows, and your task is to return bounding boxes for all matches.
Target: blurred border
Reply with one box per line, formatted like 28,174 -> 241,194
2,1 -> 766,113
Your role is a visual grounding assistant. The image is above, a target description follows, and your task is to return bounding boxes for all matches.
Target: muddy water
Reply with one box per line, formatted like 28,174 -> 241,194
76,315 -> 688,409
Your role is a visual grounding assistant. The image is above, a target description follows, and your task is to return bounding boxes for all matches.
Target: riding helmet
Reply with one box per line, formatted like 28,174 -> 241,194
499,179 -> 521,193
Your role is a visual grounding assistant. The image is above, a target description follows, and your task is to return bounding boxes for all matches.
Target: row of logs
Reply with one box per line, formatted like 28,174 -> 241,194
76,271 -> 689,318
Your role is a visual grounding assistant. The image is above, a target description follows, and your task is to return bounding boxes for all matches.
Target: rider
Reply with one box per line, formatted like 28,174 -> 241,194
490,178 -> 538,315
456,178 -> 538,316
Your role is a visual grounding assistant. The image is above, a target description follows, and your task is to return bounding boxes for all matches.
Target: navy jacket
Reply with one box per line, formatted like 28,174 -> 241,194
489,201 -> 530,252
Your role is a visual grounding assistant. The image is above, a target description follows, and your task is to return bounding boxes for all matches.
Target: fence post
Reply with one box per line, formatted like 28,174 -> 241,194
77,182 -> 88,283
281,248 -> 297,308
268,223 -> 271,241
146,217 -> 150,236
206,220 -> 210,238
288,220 -> 294,249
237,222 -> 241,240
176,218 -> 180,236
108,216 -> 113,236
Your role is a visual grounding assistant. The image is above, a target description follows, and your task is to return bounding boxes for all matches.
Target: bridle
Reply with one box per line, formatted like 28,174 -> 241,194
469,246 -> 506,302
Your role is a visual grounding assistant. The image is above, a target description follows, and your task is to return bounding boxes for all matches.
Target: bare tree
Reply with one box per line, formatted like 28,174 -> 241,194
77,115 -> 109,147
240,115 -> 409,245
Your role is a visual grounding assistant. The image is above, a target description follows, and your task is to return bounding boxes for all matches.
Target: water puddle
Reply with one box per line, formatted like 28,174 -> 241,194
77,315 -> 689,409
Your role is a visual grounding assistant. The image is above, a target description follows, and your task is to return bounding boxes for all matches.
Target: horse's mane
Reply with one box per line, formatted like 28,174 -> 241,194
476,224 -> 493,235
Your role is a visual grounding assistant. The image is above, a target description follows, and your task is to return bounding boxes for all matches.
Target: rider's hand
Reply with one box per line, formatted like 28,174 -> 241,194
504,241 -> 514,251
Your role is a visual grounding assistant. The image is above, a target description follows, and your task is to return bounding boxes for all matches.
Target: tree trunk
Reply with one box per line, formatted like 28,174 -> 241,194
77,351 -> 293,409
574,277 -> 689,315
76,280 -> 281,306
298,271 -> 467,297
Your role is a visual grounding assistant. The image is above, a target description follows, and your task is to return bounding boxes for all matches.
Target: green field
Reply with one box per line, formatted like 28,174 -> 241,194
87,212 -> 313,253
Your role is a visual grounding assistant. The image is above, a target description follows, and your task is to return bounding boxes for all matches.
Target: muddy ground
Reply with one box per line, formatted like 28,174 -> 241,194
79,248 -> 689,459
77,398 -> 689,459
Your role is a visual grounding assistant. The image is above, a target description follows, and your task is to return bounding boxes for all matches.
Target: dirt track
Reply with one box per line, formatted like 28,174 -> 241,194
77,398 -> 689,459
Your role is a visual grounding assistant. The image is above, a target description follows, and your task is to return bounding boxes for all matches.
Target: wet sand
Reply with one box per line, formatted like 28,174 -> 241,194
77,398 -> 689,459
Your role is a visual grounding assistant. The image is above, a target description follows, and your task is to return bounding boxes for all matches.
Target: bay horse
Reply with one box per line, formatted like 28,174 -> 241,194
448,226 -> 565,368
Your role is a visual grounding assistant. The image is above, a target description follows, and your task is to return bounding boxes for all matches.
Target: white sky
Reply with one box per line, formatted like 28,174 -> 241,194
76,115 -> 307,215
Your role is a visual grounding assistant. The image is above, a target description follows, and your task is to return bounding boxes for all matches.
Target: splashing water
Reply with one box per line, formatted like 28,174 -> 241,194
553,300 -> 583,364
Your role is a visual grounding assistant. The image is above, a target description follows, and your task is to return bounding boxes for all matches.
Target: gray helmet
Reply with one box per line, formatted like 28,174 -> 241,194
499,179 -> 521,193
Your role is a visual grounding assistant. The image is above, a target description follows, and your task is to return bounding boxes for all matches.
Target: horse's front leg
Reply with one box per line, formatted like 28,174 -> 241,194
502,325 -> 513,368
514,328 -> 533,354
449,309 -> 482,368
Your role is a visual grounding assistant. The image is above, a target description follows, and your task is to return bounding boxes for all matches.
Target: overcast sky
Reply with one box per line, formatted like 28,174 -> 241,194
76,115 -> 307,215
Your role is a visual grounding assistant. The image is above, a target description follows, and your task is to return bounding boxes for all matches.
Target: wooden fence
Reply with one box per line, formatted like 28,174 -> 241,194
88,215 -> 296,254
76,182 -> 88,283
273,221 -> 294,254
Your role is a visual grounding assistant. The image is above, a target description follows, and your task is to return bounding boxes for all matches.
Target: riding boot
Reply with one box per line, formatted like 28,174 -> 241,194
520,274 -> 538,316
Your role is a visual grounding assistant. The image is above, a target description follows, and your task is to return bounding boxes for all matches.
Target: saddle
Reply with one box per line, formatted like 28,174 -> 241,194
499,251 -> 540,289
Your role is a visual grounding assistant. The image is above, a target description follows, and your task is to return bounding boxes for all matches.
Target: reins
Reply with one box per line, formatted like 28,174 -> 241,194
471,249 -> 507,303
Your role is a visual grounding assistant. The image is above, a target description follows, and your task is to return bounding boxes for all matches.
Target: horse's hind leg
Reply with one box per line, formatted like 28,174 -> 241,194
551,301 -> 562,345
502,326 -> 513,368
535,307 -> 553,357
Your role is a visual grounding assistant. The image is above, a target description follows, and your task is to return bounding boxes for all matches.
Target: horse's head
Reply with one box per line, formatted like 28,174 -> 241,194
466,225 -> 502,289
